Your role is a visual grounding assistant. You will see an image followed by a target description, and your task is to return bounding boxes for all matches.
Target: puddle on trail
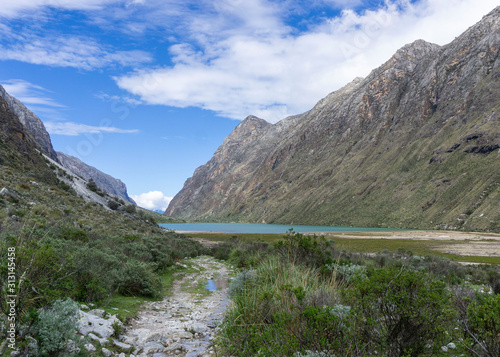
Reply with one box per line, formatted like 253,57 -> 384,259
205,276 -> 229,291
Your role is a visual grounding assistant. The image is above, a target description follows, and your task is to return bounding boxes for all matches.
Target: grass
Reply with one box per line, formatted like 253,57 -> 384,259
186,232 -> 500,264
97,258 -> 211,321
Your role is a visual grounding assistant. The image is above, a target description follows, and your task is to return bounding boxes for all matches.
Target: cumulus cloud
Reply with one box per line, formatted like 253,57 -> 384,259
131,191 -> 173,211
116,0 -> 499,123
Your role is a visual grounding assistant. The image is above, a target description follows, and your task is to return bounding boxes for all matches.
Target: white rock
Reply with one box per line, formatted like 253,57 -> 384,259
77,310 -> 122,339
191,322 -> 208,334
88,309 -> 106,318
112,339 -> 133,352
66,339 -> 80,354
84,343 -> 96,352
101,347 -> 112,357
447,342 -> 457,349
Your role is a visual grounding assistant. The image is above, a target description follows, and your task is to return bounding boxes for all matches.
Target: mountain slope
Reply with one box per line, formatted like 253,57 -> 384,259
0,85 -> 58,161
57,151 -> 135,204
166,7 -> 500,232
0,84 -> 135,205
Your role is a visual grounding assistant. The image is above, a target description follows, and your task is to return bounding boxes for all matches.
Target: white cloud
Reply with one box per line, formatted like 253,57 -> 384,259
131,191 -> 173,211
1,79 -> 65,108
0,0 -> 120,18
0,35 -> 152,70
44,122 -> 140,136
116,0 -> 499,123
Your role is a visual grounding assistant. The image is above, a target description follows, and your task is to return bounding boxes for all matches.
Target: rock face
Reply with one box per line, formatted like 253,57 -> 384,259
57,151 -> 135,204
0,95 -> 57,184
0,85 -> 58,161
166,7 -> 500,231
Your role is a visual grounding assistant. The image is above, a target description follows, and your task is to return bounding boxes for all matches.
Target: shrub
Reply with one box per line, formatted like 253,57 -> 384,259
86,179 -> 98,192
107,200 -> 120,210
347,266 -> 454,356
115,260 -> 162,297
124,204 -> 136,214
274,230 -> 334,268
34,298 -> 79,356
465,293 -> 500,355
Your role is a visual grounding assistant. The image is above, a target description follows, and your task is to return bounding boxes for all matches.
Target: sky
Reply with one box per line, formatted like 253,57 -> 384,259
0,0 -> 498,211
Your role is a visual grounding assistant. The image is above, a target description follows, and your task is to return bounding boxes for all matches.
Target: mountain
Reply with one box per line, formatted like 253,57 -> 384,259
0,84 -> 135,206
166,7 -> 500,232
57,151 -> 135,204
0,95 -> 57,185
0,85 -> 58,161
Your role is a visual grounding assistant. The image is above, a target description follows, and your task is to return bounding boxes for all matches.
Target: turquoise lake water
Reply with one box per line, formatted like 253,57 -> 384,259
159,222 -> 397,234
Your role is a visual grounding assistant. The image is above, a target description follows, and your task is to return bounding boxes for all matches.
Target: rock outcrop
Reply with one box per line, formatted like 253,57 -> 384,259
57,152 -> 135,204
166,7 -> 500,231
0,85 -> 58,161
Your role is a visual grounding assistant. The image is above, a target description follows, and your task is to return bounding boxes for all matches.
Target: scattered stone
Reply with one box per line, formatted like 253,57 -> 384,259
441,346 -> 448,352
84,343 -> 96,352
191,322 -> 208,334
80,304 -> 90,310
118,353 -> 126,357
447,342 -> 457,349
144,341 -> 165,351
66,339 -> 81,354
101,347 -> 112,357
10,351 -> 21,356
112,339 -> 133,352
165,342 -> 185,352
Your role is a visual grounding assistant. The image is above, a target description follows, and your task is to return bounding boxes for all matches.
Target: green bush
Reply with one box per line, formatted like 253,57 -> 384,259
466,293 -> 500,355
34,298 -> 79,356
274,230 -> 334,268
347,266 -> 454,356
115,260 -> 162,297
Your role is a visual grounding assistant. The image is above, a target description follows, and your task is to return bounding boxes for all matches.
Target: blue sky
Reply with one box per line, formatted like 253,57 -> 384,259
0,0 -> 497,211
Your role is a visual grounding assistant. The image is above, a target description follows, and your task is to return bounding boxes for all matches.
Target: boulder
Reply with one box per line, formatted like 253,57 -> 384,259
84,343 -> 96,352
77,310 -> 122,339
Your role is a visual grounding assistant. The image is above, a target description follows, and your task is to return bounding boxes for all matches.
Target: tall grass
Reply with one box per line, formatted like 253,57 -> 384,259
217,255 -> 341,356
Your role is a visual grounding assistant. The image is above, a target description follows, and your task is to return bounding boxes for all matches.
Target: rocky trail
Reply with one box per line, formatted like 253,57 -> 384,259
121,256 -> 234,357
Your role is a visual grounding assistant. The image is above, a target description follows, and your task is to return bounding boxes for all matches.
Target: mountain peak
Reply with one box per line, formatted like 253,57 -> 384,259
166,9 -> 500,231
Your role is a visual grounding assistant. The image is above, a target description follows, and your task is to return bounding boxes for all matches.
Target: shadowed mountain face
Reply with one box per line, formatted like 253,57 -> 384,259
57,152 -> 135,204
166,7 -> 500,231
0,96 -> 57,184
0,85 -> 58,161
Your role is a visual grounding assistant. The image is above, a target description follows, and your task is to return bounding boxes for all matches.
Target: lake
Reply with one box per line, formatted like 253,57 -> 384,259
159,222 -> 397,234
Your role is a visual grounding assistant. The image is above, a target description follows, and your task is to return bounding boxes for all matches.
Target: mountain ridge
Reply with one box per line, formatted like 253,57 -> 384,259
165,6 -> 500,231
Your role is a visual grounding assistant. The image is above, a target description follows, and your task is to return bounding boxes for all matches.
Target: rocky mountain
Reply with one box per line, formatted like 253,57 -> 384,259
0,95 -> 57,185
0,85 -> 58,161
166,7 -> 500,232
57,151 -> 135,204
0,84 -> 135,205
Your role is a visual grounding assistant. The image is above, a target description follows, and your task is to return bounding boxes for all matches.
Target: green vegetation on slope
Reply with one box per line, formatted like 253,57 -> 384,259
213,232 -> 500,356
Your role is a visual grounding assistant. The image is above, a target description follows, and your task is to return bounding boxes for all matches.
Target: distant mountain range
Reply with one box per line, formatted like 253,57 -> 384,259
166,7 -> 500,232
0,85 -> 134,205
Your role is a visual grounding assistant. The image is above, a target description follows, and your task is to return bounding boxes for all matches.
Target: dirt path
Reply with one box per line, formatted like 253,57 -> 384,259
121,256 -> 233,357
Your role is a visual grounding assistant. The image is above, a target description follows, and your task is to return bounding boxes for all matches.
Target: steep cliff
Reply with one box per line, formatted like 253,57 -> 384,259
166,7 -> 500,231
57,151 -> 135,204
0,85 -> 58,161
